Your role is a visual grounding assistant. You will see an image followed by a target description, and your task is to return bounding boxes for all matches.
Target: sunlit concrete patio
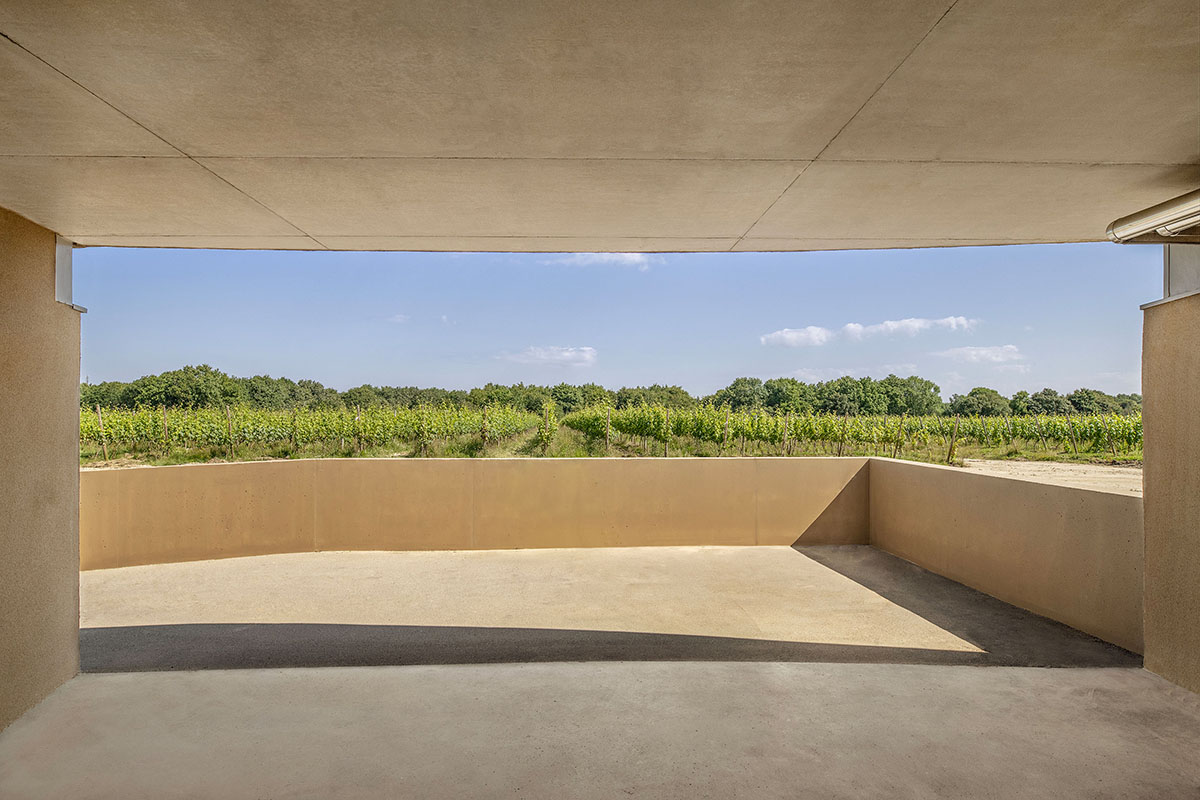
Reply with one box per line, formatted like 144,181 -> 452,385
7,545 -> 1200,799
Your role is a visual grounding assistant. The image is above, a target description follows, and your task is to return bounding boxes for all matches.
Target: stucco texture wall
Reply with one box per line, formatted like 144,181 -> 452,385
80,457 -> 870,570
0,208 -> 80,731
869,459 -> 1143,654
1143,292 -> 1200,692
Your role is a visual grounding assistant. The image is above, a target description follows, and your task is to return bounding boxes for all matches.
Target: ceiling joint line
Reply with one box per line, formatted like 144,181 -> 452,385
0,27 -> 325,247
732,0 -> 962,250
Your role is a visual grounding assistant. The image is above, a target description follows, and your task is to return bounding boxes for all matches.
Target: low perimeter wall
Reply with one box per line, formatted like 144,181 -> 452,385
80,456 -> 1143,653
870,458 -> 1144,654
80,457 -> 869,570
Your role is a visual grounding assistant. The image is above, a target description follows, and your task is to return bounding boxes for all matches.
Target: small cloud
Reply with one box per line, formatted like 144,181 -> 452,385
440,315 -> 453,325
793,366 -> 861,382
542,253 -> 661,271
760,326 -> 836,347
996,364 -> 1031,374
935,344 -> 1023,364
764,316 -> 976,347
388,314 -> 410,323
501,345 -> 598,367
843,316 -> 977,340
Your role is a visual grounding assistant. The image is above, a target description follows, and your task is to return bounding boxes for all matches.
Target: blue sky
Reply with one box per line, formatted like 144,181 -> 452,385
76,243 -> 1160,399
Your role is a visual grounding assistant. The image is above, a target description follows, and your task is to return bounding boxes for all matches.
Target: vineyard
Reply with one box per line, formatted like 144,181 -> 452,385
81,404 -> 542,460
560,405 -> 1141,460
80,403 -> 1142,465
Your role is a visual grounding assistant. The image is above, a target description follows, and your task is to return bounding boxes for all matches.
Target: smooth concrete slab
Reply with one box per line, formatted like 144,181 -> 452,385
823,0 -> 1200,165
0,156 -> 310,239
198,157 -> 806,239
0,36 -> 176,157
746,161 -> 1200,244
0,1 -> 950,160
78,547 -> 1135,671
0,1 -> 1195,249
1,663 -> 1198,799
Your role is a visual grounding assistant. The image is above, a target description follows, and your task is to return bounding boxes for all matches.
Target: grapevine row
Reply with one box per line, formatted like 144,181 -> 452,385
562,405 -> 1141,456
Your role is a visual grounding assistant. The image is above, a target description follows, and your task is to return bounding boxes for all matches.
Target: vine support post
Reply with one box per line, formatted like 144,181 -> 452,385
605,406 -> 611,453
946,416 -> 961,464
95,404 -> 108,461
1100,415 -> 1118,456
224,405 -> 234,459
1065,415 -> 1080,455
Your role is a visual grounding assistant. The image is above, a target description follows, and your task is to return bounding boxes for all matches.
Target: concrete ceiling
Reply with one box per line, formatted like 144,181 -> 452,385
0,1 -> 1196,252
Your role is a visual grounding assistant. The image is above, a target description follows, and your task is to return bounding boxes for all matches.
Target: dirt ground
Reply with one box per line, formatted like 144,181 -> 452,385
961,459 -> 1143,496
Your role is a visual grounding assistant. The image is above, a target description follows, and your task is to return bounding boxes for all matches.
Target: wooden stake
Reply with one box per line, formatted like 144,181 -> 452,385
946,416 -> 961,464
1099,415 -> 1118,456
837,413 -> 848,457
162,406 -> 169,453
1065,415 -> 1079,456
95,404 -> 109,460
894,412 -> 907,458
664,407 -> 670,457
1033,415 -> 1048,451
224,405 -> 234,459
605,406 -> 611,453
783,412 -> 790,455
723,409 -> 730,455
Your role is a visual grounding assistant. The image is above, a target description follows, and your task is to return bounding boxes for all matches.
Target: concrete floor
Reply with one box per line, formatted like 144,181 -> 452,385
2,663 -> 1200,799
78,546 -> 1134,669
4,545 -> 1194,798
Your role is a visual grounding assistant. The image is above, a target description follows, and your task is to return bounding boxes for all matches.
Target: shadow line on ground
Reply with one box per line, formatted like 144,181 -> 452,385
80,619 -> 1139,673
791,545 -> 1140,668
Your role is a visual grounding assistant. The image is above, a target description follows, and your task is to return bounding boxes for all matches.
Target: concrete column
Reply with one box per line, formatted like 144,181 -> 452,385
0,207 -> 80,731
1142,246 -> 1200,693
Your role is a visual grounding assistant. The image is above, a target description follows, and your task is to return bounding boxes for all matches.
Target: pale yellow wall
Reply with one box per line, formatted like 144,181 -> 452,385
869,458 -> 1143,653
80,458 -> 869,569
0,208 -> 80,731
1143,292 -> 1200,692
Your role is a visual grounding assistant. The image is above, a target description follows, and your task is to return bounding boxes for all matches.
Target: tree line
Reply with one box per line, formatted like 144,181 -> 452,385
80,365 -> 1141,418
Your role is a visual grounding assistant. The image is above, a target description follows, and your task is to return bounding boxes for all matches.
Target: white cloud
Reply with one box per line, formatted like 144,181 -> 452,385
996,364 -> 1031,374
542,253 -> 660,271
935,344 -> 1023,364
388,314 -> 410,323
793,366 -> 861,382
763,316 -> 976,347
760,326 -> 836,347
843,316 -> 977,340
501,345 -> 598,367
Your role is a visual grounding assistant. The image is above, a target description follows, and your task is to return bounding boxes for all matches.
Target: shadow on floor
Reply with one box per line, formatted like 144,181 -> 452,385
81,620 -> 1138,673
792,545 -> 1140,669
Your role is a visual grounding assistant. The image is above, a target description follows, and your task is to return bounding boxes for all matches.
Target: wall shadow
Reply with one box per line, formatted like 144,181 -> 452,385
791,463 -> 870,544
81,618 -> 1138,674
792,545 -> 1140,668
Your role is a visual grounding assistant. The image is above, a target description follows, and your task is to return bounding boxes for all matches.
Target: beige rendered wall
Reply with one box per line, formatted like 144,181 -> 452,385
1143,292 -> 1200,692
0,208 -> 80,731
869,458 -> 1143,653
80,457 -> 869,570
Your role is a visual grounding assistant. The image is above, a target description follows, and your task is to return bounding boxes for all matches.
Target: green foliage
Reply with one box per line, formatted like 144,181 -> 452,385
562,404 -> 1142,457
81,405 -> 539,454
948,387 -> 1011,417
537,401 -> 558,454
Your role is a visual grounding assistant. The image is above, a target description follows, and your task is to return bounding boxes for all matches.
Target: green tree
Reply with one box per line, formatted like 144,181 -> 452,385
762,377 -> 816,414
879,375 -> 944,415
947,387 -> 1010,417
709,377 -> 766,411
550,383 -> 584,413
1027,388 -> 1073,415
816,377 -> 888,416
